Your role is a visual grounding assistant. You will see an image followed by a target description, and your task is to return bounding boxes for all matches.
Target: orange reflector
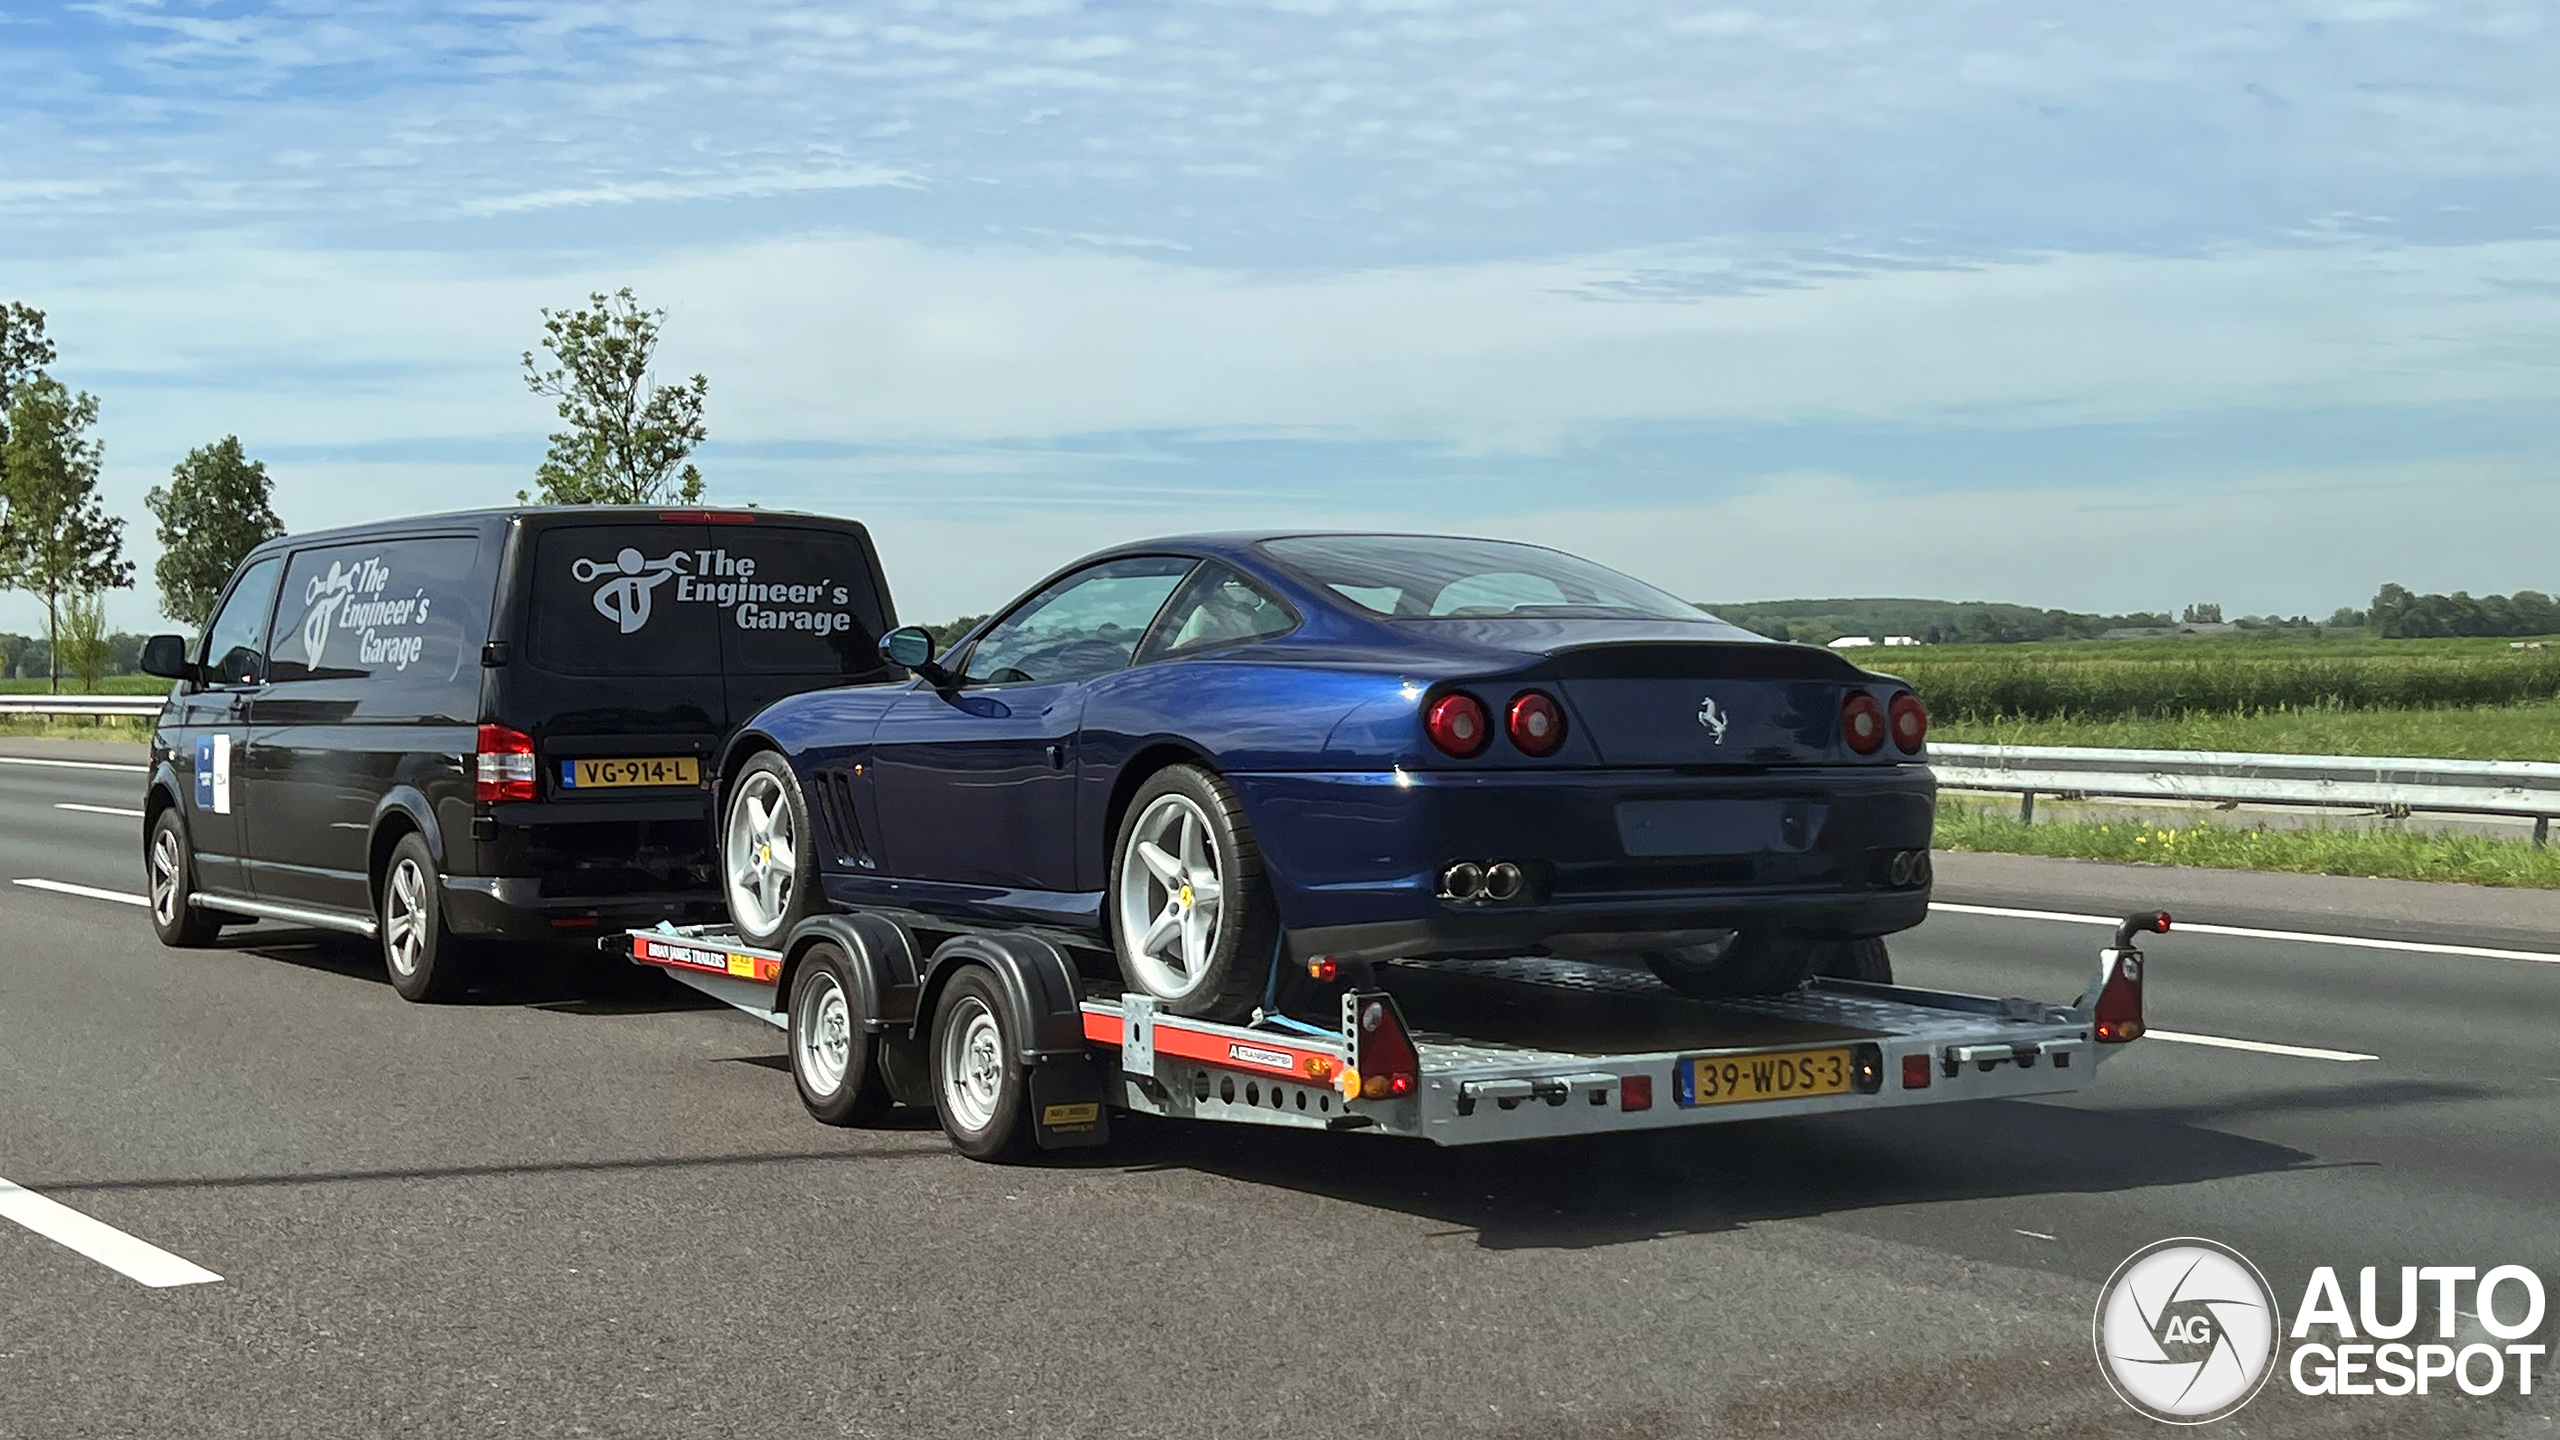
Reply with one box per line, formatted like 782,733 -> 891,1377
1303,1055 -> 1337,1081
1619,1075 -> 1652,1112
1362,1073 -> 1389,1100
1902,1054 -> 1932,1089
1306,956 -> 1339,983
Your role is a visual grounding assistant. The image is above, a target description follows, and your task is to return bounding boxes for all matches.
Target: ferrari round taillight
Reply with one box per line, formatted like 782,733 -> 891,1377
1888,691 -> 1928,753
1841,692 -> 1886,755
1506,690 -> 1565,757
1424,693 -> 1492,758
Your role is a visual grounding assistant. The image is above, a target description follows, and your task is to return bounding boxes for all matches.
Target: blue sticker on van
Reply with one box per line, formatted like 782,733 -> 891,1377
195,736 -> 215,809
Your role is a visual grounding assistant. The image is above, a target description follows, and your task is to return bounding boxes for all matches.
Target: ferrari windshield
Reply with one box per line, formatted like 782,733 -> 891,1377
1261,535 -> 1704,621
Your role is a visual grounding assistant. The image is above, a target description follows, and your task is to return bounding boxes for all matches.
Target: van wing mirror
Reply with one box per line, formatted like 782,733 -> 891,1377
139,633 -> 196,682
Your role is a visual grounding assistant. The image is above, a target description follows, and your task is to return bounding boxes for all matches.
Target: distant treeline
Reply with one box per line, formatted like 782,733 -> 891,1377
1702,599 -> 2173,646
2368,584 -> 2559,640
0,632 -> 145,681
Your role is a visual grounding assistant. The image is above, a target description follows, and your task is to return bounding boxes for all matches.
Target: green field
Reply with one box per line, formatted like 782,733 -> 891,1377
1937,801 -> 2560,890
1881,640 -> 2560,724
1936,701 -> 2560,762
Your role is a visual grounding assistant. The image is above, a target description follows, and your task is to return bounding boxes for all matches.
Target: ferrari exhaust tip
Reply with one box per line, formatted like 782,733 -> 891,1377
1440,862 -> 1485,901
1484,862 -> 1524,901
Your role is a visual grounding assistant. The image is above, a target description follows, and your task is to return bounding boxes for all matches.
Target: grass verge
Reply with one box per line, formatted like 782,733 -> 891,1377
0,715 -> 153,742
1934,701 -> 2560,762
1935,800 -> 2560,890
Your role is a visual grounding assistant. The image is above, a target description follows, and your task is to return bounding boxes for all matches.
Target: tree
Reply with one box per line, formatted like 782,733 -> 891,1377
0,376 -> 132,691
56,589 -> 108,692
520,288 -> 708,505
146,436 -> 286,629
0,303 -> 54,419
2180,602 -> 2223,625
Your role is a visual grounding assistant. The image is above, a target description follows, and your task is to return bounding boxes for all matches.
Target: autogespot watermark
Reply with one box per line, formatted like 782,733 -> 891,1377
2094,1237 -> 2551,1424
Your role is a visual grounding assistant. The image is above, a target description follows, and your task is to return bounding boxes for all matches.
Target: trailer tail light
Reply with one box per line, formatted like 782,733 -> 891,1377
1888,691 -> 1928,753
1506,690 -> 1566,756
1424,693 -> 1491,758
1901,1053 -> 1932,1089
1619,1074 -> 1653,1112
2093,950 -> 2144,1043
1305,956 -> 1340,984
1841,692 -> 1886,755
1348,992 -> 1419,1100
474,724 -> 537,802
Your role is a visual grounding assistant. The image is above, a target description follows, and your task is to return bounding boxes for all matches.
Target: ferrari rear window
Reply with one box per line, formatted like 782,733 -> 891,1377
1261,535 -> 1704,622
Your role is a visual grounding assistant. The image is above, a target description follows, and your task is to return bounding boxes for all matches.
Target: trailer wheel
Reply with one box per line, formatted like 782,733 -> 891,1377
1818,937 -> 1894,984
789,942 -> 891,1126
929,968 -> 1035,1162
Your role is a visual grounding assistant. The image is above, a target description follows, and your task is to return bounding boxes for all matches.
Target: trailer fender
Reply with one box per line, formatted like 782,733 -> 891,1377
781,913 -> 931,1107
916,932 -> 1109,1150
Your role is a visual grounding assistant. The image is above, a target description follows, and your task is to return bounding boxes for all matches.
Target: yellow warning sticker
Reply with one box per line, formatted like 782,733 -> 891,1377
1041,1102 -> 1101,1127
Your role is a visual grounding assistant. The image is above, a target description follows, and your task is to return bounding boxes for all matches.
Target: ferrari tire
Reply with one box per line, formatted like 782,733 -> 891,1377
1817,936 -> 1894,984
789,942 -> 892,1127
929,968 -> 1036,1162
1643,930 -> 1827,1000
145,807 -> 225,948
1108,764 -> 1279,1024
723,752 -> 818,949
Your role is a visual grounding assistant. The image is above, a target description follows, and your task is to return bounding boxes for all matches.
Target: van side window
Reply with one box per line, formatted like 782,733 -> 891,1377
200,557 -> 284,686
265,537 -> 494,719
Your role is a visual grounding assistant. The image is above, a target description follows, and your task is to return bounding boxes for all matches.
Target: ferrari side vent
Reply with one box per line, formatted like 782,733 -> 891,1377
816,769 -> 875,869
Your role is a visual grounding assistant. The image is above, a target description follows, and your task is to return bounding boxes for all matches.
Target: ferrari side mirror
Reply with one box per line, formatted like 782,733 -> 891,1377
140,633 -> 197,683
881,626 -> 937,670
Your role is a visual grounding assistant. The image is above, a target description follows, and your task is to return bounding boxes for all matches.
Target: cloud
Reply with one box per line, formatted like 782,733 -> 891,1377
458,166 -> 918,216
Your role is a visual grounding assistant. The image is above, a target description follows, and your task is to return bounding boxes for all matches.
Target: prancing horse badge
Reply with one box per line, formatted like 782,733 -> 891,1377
1696,695 -> 1730,745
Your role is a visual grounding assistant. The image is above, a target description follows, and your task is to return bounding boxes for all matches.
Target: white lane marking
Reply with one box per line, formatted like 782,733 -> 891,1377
12,878 -> 150,907
0,1175 -> 221,1287
1929,901 -> 2560,965
2146,1029 -> 2379,1063
55,802 -> 145,819
2015,1229 -> 2057,1241
0,755 -> 147,774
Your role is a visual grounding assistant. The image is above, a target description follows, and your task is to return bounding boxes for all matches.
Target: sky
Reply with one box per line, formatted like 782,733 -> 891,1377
3,0 -> 2557,633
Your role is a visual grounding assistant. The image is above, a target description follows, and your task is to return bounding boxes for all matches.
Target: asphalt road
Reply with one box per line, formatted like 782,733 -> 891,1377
3,739 -> 2554,1439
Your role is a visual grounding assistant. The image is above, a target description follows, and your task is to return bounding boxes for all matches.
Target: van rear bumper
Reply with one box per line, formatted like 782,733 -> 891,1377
441,875 -> 724,940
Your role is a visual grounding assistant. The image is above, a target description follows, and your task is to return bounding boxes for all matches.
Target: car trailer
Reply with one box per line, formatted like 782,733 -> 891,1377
620,910 -> 2168,1162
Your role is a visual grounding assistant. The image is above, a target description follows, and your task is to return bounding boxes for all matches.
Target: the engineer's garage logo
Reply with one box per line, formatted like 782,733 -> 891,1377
2095,1238 -> 2280,1424
572,546 -> 863,639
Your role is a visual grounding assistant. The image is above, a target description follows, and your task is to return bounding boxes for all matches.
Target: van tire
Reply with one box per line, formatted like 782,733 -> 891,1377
145,808 -> 224,947
381,832 -> 477,1002
723,752 -> 819,948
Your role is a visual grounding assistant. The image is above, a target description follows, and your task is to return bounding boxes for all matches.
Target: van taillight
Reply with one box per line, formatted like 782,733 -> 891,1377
1841,692 -> 1886,755
475,724 -> 538,802
1888,691 -> 1928,753
660,510 -> 757,524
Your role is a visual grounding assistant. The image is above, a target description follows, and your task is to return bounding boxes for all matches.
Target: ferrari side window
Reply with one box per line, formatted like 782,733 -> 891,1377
1136,564 -> 1297,663
962,556 -> 1195,685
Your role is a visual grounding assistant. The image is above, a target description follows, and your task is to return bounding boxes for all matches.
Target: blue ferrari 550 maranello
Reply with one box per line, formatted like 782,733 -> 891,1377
717,532 -> 1936,1022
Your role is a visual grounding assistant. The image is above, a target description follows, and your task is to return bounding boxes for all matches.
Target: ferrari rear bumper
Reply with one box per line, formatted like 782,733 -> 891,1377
1229,763 -> 1936,965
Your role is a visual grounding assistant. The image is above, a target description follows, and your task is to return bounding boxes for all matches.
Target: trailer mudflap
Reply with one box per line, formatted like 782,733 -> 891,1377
1028,1056 -> 1111,1149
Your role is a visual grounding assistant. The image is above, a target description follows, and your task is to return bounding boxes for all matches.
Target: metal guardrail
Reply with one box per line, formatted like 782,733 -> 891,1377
0,693 -> 163,717
1930,742 -> 2559,845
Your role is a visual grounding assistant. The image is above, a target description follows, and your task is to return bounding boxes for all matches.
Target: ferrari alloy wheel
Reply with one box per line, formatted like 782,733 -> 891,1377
1118,792 -> 1225,1000
1108,764 -> 1279,1023
724,753 -> 817,947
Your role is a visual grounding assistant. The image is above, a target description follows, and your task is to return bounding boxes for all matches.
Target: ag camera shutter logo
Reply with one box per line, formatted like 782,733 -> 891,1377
2094,1237 -> 2281,1424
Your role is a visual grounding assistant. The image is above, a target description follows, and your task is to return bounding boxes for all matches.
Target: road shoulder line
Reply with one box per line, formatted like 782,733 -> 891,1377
1929,901 -> 2560,965
0,1176 -> 222,1288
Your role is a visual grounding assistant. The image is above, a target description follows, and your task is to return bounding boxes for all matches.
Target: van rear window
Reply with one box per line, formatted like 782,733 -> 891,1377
530,524 -> 888,676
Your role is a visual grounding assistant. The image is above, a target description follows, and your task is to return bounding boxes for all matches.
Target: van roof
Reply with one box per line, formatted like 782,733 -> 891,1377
242,506 -> 869,555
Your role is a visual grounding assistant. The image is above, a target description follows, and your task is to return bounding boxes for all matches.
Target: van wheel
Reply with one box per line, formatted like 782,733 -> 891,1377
381,832 -> 477,1002
1644,930 -> 1825,999
790,942 -> 891,1126
145,808 -> 223,947
1108,764 -> 1278,1024
724,753 -> 817,948
929,968 -> 1035,1162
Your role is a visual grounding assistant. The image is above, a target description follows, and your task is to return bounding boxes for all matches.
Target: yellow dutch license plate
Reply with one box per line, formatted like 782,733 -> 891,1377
1680,1047 -> 1854,1107
562,756 -> 700,790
